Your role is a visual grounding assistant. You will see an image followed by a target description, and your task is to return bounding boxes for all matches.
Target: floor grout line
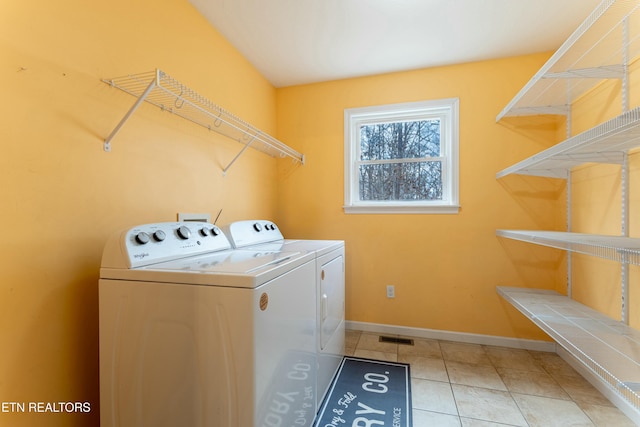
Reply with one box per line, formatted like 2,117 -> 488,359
345,329 -> 636,427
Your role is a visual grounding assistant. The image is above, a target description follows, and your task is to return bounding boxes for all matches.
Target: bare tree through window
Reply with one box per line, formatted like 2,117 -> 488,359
344,98 -> 459,214
359,120 -> 442,201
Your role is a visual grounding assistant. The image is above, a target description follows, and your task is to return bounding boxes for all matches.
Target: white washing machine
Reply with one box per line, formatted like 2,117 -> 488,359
99,222 -> 319,427
223,220 -> 345,408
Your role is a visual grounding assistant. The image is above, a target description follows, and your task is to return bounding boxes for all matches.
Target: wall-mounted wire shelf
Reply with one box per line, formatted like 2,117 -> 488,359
496,0 -> 640,121
102,69 -> 304,173
497,229 -> 640,266
496,106 -> 640,178
497,287 -> 640,417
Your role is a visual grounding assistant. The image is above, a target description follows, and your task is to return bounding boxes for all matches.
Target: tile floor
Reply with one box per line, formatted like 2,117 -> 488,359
345,329 -> 637,427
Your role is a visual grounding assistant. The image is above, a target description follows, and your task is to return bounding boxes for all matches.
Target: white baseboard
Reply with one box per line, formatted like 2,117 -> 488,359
345,320 -> 556,352
346,320 -> 639,426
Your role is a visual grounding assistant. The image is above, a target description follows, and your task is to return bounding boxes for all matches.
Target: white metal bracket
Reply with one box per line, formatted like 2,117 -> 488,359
103,75 -> 158,152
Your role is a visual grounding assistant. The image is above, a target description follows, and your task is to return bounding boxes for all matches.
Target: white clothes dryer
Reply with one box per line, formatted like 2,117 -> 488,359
99,222 -> 319,427
223,220 -> 345,407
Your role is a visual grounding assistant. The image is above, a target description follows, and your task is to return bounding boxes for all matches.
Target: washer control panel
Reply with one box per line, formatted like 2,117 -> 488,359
223,220 -> 284,248
102,222 -> 232,268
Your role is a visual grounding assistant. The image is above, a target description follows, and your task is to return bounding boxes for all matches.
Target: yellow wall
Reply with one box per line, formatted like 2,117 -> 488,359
5,0 -> 626,425
276,53 -> 566,340
0,0 -> 280,425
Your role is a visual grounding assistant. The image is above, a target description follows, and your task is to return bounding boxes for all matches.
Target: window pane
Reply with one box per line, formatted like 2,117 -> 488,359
360,120 -> 440,161
358,161 -> 442,201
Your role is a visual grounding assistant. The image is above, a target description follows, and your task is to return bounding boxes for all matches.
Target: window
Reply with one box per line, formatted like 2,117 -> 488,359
344,98 -> 459,214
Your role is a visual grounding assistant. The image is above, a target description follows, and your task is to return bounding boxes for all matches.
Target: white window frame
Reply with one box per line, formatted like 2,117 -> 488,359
344,98 -> 460,214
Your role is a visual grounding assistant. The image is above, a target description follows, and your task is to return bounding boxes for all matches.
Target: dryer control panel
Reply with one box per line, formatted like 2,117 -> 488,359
101,222 -> 232,268
223,220 -> 284,248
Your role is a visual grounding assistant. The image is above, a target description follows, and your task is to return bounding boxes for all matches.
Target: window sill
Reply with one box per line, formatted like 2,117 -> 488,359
343,204 -> 460,214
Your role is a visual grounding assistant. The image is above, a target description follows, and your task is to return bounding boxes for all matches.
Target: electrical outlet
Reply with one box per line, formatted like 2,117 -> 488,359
386,285 -> 395,298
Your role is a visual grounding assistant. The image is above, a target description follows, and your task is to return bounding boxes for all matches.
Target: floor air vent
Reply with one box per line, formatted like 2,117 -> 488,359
379,336 -> 414,345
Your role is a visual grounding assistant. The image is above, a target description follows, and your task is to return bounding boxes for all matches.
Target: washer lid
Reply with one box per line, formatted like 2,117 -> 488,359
144,249 -> 306,275
101,248 -> 314,288
100,249 -> 314,288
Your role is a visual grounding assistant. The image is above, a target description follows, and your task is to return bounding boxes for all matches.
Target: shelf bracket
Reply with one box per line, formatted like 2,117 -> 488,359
567,173 -> 572,298
565,80 -> 572,298
222,134 -> 257,175
103,76 -> 158,152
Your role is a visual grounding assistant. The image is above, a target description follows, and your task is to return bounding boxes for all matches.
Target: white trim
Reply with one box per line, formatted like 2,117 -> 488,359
346,321 -> 640,423
344,98 -> 460,214
346,320 -> 557,352
343,205 -> 460,214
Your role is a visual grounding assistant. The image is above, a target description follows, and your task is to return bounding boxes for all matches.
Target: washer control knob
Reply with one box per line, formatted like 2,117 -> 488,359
199,227 -> 211,237
211,227 -> 220,236
135,232 -> 150,245
153,230 -> 166,242
253,222 -> 263,232
177,226 -> 191,240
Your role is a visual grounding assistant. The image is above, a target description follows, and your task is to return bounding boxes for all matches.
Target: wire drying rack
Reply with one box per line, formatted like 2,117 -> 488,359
102,69 -> 304,174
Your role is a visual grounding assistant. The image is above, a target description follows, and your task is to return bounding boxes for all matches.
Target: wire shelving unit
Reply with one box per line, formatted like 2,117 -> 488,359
102,69 -> 304,174
495,1 -> 640,420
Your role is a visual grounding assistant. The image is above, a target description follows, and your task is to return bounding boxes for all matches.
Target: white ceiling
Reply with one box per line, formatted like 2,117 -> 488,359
189,0 -> 602,88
